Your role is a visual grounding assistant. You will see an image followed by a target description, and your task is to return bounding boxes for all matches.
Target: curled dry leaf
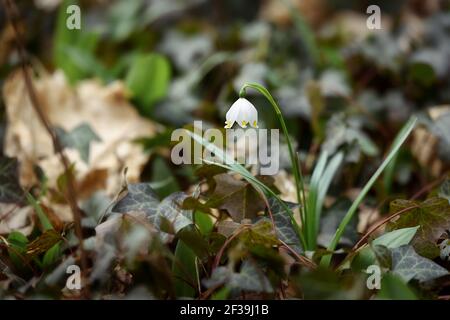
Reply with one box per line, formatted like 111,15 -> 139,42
2,70 -> 157,220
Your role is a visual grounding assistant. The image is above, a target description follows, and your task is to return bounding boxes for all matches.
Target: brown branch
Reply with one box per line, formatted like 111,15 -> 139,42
3,0 -> 89,294
212,226 -> 246,270
352,205 -> 420,251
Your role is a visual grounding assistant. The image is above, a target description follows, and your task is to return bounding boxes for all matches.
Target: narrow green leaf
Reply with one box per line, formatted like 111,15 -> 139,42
26,192 -> 53,231
172,240 -> 197,298
321,117 -> 417,267
373,226 -> 419,248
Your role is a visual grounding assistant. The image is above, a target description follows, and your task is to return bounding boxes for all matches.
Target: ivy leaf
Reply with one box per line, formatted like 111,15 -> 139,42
112,184 -> 193,236
205,174 -> 266,222
156,192 -> 192,234
112,183 -> 159,217
230,260 -> 273,293
351,227 -> 419,271
372,245 -> 392,269
0,156 -> 24,204
388,198 -> 450,258
391,245 -> 448,282
203,260 -> 273,293
55,123 -> 101,163
239,219 -> 279,248
267,197 -> 302,253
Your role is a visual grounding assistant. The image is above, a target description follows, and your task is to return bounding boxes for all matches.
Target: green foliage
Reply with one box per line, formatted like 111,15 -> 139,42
172,239 -> 197,298
7,231 -> 28,269
3,0 -> 450,301
205,173 -> 266,222
351,227 -> 419,271
391,245 -> 448,282
112,184 -> 193,236
26,192 -> 53,231
377,273 -> 418,300
305,151 -> 343,249
125,53 -> 171,115
54,0 -> 102,83
321,117 -> 417,267
268,198 -> 302,253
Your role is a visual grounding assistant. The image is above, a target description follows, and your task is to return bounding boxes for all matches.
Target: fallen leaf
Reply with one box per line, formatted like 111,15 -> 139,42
2,70 -> 157,220
388,198 -> 450,258
55,122 -> 101,164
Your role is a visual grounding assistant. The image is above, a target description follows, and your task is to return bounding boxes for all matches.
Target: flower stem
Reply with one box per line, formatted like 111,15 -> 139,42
239,83 -> 307,235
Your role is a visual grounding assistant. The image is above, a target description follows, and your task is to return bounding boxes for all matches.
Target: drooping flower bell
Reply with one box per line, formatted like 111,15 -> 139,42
224,98 -> 258,129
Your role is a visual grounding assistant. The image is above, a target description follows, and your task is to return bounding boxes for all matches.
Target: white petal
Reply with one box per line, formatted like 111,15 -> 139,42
247,102 -> 258,128
236,108 -> 249,128
225,98 -> 258,129
225,100 -> 240,128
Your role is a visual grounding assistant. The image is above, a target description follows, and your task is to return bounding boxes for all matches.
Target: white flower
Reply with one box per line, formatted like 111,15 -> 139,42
224,98 -> 258,129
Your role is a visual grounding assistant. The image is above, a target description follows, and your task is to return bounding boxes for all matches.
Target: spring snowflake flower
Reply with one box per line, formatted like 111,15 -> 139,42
224,98 -> 258,129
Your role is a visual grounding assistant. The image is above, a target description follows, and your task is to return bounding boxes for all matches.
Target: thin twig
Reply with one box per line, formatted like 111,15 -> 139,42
352,205 -> 420,250
410,174 -> 448,200
212,226 -> 246,270
3,0 -> 89,294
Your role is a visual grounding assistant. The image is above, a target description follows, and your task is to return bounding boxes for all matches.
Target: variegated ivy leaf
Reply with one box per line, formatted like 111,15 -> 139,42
111,183 -> 193,236
156,192 -> 192,234
112,183 -> 159,217
55,122 -> 101,163
203,260 -> 273,293
391,245 -> 448,282
267,197 -> 302,253
205,173 -> 266,222
0,156 -> 24,204
230,260 -> 273,293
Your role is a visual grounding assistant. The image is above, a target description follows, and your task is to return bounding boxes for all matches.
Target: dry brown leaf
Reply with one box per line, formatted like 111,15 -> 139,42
2,70 -> 158,221
411,127 -> 444,177
260,0 -> 329,28
0,204 -> 34,235
38,203 -> 65,232
76,168 -> 108,200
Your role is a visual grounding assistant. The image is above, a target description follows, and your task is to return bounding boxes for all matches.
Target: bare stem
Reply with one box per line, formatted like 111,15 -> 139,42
3,0 -> 89,294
